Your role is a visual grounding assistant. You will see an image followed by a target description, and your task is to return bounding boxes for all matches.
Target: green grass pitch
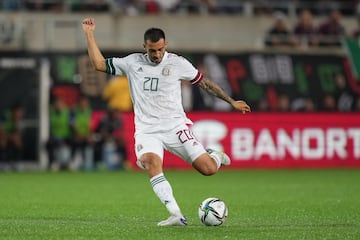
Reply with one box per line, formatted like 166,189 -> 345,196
1,169 -> 360,240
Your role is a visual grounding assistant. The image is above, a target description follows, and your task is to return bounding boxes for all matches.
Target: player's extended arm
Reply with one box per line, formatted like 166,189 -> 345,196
198,77 -> 251,113
82,18 -> 106,72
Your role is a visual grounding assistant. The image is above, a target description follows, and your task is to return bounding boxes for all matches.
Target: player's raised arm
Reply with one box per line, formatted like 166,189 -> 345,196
198,77 -> 251,113
82,18 -> 106,72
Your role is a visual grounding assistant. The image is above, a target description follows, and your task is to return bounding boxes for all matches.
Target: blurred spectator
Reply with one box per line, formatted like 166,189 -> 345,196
304,97 -> 317,112
202,54 -> 232,111
265,11 -> 298,47
154,0 -> 180,13
71,0 -> 109,12
69,0 -> 83,11
316,9 -> 346,46
314,0 -> 340,16
113,0 -> 140,15
257,98 -> 270,112
215,0 -> 243,15
92,0 -> 110,11
85,0 -> 110,12
293,9 -> 319,47
291,97 -> 317,112
102,76 -> 133,112
322,94 -> 337,111
1,0 -> 21,11
25,0 -> 64,11
0,104 -> 24,171
46,97 -> 72,170
70,96 -> 94,170
176,0 -> 216,15
334,73 -> 354,112
1,0 -> 354,15
94,108 -> 127,170
258,0 -> 290,15
276,94 -> 290,112
144,0 -> 160,14
253,0 -> 272,15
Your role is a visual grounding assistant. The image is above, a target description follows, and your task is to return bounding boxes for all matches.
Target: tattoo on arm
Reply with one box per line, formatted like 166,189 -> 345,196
198,77 -> 234,104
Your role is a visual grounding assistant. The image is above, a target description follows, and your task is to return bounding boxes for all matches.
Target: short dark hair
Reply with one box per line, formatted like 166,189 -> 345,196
144,28 -> 165,43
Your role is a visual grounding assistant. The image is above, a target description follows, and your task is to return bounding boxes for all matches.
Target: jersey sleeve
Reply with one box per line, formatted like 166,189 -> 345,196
105,56 -> 131,76
178,56 -> 203,85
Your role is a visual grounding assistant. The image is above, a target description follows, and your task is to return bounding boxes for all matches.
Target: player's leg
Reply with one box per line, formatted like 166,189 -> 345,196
164,125 -> 230,176
135,133 -> 186,226
192,149 -> 231,176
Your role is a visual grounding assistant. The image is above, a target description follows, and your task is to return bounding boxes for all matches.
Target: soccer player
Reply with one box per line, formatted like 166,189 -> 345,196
82,18 -> 251,226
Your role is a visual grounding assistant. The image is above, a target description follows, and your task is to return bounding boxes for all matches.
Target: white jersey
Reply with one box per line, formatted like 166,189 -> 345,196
105,51 -> 203,134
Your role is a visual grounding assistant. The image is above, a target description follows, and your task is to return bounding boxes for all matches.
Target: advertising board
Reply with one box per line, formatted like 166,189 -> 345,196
110,112 -> 360,169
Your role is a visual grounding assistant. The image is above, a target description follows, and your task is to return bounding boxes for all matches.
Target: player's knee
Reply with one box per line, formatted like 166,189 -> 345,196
140,153 -> 162,171
145,159 -> 161,170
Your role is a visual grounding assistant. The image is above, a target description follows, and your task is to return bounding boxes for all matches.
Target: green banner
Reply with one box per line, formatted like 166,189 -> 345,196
343,38 -> 360,78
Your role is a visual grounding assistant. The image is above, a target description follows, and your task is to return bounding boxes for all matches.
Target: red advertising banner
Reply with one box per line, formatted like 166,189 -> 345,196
93,112 -> 360,169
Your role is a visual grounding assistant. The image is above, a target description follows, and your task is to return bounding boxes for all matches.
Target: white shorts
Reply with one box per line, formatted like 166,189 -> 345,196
135,124 -> 206,169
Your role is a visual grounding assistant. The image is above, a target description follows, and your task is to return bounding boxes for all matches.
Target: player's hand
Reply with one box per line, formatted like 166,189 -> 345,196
82,18 -> 96,33
231,100 -> 251,114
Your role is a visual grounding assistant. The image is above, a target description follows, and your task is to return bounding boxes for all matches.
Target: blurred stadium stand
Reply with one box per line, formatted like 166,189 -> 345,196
0,6 -> 358,51
0,0 -> 358,16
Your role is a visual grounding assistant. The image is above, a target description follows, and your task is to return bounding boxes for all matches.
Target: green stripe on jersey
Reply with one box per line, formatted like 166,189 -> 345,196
106,58 -> 115,75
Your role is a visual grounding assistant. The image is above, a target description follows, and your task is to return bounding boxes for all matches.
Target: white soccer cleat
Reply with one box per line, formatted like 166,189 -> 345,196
157,215 -> 187,226
220,152 -> 231,166
206,149 -> 231,166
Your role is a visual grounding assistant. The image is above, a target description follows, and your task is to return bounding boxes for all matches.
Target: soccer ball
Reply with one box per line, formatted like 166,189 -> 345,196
198,197 -> 228,226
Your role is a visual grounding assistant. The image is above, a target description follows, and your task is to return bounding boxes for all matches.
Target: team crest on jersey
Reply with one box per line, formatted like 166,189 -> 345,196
162,67 -> 170,76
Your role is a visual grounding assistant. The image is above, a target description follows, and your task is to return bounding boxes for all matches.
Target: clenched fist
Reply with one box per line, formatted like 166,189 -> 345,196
82,18 -> 96,33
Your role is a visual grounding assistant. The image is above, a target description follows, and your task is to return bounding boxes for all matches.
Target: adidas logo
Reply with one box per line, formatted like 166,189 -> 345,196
137,67 -> 143,72
180,217 -> 188,225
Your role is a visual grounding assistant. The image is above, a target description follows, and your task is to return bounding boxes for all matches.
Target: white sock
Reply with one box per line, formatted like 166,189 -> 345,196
208,150 -> 221,169
150,173 -> 182,217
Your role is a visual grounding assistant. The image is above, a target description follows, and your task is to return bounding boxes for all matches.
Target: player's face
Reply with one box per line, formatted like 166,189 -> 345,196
144,38 -> 167,64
